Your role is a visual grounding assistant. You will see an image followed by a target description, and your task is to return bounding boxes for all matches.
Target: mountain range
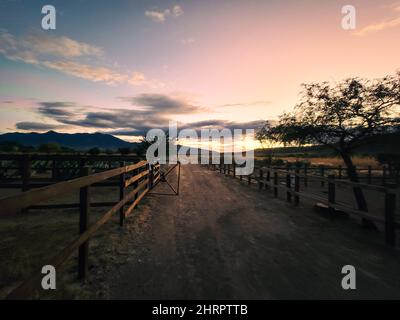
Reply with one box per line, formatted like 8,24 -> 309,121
0,131 -> 135,150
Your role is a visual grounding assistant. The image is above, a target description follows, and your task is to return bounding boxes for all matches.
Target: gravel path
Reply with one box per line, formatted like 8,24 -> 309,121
88,164 -> 400,299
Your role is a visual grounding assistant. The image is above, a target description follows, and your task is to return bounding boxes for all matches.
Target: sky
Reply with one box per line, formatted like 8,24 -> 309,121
0,0 -> 400,147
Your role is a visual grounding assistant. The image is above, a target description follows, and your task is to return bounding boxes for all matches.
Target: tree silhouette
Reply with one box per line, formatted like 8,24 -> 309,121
258,72 -> 400,222
118,147 -> 131,155
88,147 -> 100,155
38,142 -> 61,153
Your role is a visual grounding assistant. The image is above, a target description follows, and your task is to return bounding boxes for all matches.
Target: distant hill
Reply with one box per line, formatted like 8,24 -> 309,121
255,131 -> 400,157
0,131 -> 135,150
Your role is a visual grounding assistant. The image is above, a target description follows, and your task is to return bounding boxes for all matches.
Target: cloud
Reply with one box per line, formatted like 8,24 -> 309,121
0,29 -> 102,60
21,33 -> 103,58
15,122 -> 61,131
145,5 -> 183,22
145,10 -> 169,22
218,100 -> 271,108
353,16 -> 400,36
386,1 -> 400,12
38,102 -> 76,117
104,129 -> 149,137
42,61 -> 146,86
20,95 -> 199,135
172,5 -> 184,17
31,95 -> 199,132
122,93 -> 201,114
104,120 -> 264,137
180,120 -> 265,131
181,38 -> 195,45
21,97 -> 265,138
0,29 -> 151,87
353,5 -> 400,36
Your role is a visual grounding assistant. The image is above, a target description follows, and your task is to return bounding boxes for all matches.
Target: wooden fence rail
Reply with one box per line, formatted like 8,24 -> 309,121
208,162 -> 398,247
0,160 -> 160,299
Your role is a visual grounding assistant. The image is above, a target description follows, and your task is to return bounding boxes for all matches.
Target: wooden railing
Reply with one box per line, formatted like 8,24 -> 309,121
0,160 -> 160,299
253,163 -> 398,186
0,154 -> 144,191
208,162 -> 398,247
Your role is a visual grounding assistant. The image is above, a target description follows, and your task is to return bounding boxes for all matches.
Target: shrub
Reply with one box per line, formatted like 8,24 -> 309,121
88,147 -> 101,155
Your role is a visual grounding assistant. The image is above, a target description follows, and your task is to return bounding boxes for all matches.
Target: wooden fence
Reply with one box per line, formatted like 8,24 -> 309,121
207,162 -> 398,247
253,162 -> 399,186
0,160 -> 160,299
0,154 -> 143,188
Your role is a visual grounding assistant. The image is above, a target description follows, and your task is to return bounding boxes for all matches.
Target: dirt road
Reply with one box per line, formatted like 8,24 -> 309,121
87,164 -> 400,299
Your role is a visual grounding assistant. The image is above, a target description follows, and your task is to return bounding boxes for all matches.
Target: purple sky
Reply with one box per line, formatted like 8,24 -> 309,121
1,0 -> 399,145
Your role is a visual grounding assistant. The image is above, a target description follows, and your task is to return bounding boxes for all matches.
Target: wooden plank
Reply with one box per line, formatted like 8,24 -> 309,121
263,167 -> 388,192
124,180 -> 149,218
0,181 -> 123,189
6,177 -> 148,299
262,178 -> 391,225
0,154 -> 144,162
124,169 -> 149,188
125,160 -> 148,172
0,161 -> 148,216
28,202 -> 119,210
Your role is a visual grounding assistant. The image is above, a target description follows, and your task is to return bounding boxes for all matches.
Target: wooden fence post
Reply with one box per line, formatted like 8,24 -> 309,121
328,174 -> 335,216
177,162 -> 181,196
79,158 -> 86,173
248,173 -> 251,185
304,164 -> 308,187
148,163 -> 154,189
320,166 -> 325,187
382,166 -> 387,186
21,155 -> 31,192
266,168 -> 270,190
133,167 -> 139,202
233,162 -> 236,178
258,169 -> 263,190
119,161 -> 126,227
273,170 -> 278,198
384,191 -> 396,246
78,166 -> 91,280
231,152 -> 234,178
286,169 -> 291,202
366,166 -> 372,184
20,156 -> 31,213
294,167 -> 300,206
52,159 -> 57,180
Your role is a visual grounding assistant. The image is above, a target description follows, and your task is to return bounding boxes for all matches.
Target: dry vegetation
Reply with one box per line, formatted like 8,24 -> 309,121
0,186 -> 124,299
280,156 -> 380,168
